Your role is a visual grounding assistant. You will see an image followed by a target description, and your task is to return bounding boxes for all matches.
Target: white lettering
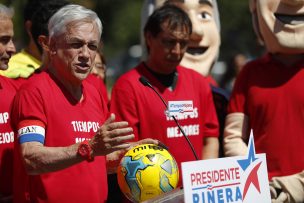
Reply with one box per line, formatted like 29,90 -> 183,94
166,107 -> 199,121
70,121 -> 100,133
87,122 -> 92,132
71,121 -> 76,131
0,112 -> 9,124
0,132 -> 14,144
166,124 -> 200,138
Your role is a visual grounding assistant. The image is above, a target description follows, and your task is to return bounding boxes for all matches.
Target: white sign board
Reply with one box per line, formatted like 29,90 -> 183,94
182,135 -> 271,203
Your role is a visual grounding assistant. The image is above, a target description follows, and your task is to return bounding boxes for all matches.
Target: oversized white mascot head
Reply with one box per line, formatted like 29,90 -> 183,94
250,0 -> 304,54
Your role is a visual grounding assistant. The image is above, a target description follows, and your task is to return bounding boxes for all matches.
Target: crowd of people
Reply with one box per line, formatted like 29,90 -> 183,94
0,0 -> 303,203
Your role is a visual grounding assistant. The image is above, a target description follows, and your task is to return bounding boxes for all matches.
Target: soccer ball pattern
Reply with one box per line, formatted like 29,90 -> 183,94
117,144 -> 179,202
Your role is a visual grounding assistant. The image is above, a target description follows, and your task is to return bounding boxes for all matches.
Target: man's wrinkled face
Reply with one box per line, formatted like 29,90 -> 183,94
0,18 -> 15,70
50,21 -> 100,84
255,0 -> 304,53
167,0 -> 220,76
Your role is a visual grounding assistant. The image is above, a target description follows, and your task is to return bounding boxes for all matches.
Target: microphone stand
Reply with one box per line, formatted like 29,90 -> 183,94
139,76 -> 199,160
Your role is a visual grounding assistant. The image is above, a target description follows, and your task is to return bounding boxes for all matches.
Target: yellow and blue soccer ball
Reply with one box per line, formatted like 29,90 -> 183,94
117,144 -> 179,202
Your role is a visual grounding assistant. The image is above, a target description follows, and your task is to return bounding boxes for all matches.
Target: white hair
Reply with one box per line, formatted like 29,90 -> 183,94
48,4 -> 102,39
0,4 -> 14,19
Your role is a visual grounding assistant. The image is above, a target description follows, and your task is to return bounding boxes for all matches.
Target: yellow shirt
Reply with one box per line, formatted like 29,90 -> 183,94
0,49 -> 41,78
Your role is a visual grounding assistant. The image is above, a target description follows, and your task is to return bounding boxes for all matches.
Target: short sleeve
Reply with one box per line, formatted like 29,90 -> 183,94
11,86 -> 47,135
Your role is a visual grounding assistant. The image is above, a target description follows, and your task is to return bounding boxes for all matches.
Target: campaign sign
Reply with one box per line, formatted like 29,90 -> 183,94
182,135 -> 271,203
167,100 -> 193,117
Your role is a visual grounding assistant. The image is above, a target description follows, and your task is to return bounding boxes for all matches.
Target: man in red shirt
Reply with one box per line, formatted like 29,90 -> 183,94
140,0 -> 228,160
11,4 -> 158,203
0,4 -> 16,202
111,4 -> 219,182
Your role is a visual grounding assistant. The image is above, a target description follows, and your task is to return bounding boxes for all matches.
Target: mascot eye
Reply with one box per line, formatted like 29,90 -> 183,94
198,12 -> 212,21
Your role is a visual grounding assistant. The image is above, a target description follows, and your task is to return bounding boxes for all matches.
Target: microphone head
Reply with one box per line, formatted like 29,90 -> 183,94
139,76 -> 151,87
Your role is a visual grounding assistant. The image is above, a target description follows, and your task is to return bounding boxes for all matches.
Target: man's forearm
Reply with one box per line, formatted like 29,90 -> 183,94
21,142 -> 83,175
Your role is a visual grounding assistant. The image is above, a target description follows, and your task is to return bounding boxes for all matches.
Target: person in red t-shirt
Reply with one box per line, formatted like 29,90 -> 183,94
110,2 -> 219,187
140,0 -> 229,160
28,1 -> 109,105
11,4 -> 159,203
224,0 -> 304,202
0,4 -> 16,203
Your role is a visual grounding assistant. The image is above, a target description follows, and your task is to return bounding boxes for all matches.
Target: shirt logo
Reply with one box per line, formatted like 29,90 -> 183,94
168,100 -> 194,117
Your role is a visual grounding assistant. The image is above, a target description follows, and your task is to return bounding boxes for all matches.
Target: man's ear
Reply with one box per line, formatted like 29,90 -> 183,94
24,20 -> 33,37
38,35 -> 50,52
47,37 -> 57,55
145,32 -> 152,47
144,32 -> 153,54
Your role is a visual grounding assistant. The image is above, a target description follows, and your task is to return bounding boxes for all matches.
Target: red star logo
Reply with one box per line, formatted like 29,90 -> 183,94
242,161 -> 262,200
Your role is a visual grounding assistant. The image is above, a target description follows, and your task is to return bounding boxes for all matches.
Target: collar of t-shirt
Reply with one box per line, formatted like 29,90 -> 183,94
143,62 -> 178,90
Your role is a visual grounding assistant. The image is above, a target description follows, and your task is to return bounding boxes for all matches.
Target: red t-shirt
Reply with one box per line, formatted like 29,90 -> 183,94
86,74 -> 108,104
110,63 -> 219,184
0,76 -> 18,197
11,72 -> 109,203
205,75 -> 218,87
228,54 -> 304,179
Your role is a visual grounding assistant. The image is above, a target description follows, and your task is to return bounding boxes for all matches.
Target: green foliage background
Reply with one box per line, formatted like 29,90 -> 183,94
0,0 -> 263,61
0,0 -> 264,90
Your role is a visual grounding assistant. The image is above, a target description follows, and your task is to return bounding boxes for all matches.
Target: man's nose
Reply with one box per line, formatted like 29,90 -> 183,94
172,41 -> 188,55
7,40 -> 16,55
172,42 -> 182,54
80,45 -> 90,58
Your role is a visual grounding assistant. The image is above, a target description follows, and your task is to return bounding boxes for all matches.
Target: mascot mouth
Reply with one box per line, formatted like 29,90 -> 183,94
275,13 -> 304,25
186,47 -> 208,56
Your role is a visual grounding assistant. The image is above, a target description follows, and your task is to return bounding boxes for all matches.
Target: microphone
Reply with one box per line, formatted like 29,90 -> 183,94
139,76 -> 199,160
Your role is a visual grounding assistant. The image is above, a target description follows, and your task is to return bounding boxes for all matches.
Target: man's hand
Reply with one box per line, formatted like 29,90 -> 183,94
106,138 -> 166,173
90,113 -> 135,156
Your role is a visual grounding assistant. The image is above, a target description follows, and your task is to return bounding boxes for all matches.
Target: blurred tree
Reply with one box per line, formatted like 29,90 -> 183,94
1,0 -> 264,81
95,0 -> 143,59
0,0 -> 264,58
218,0 -> 264,61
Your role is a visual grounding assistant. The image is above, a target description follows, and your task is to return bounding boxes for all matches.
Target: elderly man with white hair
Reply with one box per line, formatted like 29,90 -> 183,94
11,4 -> 159,203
